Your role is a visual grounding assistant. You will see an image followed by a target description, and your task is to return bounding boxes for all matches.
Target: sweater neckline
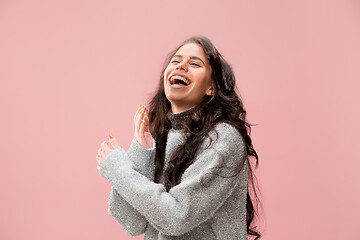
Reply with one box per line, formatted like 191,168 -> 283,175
167,108 -> 195,130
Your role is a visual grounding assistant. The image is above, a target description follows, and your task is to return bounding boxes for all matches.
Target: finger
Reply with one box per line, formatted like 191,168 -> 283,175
139,116 -> 146,141
135,105 -> 143,131
97,150 -> 107,162
97,149 -> 105,159
135,105 -> 145,135
99,150 -> 105,159
140,106 -> 146,121
133,104 -> 143,120
96,158 -> 101,167
135,104 -> 145,119
101,141 -> 111,151
109,135 -> 121,149
141,106 -> 147,121
103,149 -> 109,158
143,114 -> 150,133
98,150 -> 107,165
104,149 -> 112,157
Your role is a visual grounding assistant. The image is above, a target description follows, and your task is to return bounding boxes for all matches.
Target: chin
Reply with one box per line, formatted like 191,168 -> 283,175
166,96 -> 183,105
165,91 -> 180,101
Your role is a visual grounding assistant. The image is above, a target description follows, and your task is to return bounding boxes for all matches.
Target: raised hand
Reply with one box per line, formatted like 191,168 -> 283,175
96,134 -> 121,170
134,104 -> 153,148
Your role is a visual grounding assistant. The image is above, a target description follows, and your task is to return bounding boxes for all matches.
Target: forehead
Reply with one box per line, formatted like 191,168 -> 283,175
174,43 -> 207,61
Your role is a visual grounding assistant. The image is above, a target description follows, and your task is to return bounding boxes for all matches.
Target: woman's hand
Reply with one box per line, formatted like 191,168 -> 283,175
134,104 -> 153,148
96,134 -> 121,170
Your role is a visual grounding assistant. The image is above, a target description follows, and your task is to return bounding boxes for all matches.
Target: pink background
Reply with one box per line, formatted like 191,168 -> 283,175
1,0 -> 359,239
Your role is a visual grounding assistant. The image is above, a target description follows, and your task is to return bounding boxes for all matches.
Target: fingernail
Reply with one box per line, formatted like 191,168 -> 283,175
140,110 -> 143,114
141,104 -> 145,108
141,120 -> 143,123
139,104 -> 142,107
109,133 -> 114,139
144,113 -> 147,116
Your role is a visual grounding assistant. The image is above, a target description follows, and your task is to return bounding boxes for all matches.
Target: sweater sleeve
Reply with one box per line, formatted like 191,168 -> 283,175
99,123 -> 247,236
105,137 -> 156,236
107,187 -> 147,236
127,136 -> 156,180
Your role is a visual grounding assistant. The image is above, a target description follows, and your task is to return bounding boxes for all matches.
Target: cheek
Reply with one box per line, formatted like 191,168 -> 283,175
163,68 -> 171,89
163,66 -> 171,82
195,72 -> 210,87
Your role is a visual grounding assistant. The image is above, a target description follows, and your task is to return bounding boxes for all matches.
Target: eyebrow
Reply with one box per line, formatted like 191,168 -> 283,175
172,54 -> 205,65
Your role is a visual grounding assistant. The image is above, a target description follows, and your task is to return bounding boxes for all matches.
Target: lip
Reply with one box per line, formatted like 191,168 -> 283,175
168,72 -> 192,86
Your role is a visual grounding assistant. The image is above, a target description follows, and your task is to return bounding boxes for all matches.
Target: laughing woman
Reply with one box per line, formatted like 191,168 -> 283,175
96,36 -> 262,240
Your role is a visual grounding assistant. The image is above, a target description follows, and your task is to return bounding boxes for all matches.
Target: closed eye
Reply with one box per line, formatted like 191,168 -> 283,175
171,59 -> 201,67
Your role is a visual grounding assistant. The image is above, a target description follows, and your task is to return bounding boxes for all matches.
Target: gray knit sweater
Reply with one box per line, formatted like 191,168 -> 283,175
99,111 -> 248,239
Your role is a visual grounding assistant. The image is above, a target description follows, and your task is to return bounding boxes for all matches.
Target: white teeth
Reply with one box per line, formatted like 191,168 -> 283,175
170,75 -> 190,85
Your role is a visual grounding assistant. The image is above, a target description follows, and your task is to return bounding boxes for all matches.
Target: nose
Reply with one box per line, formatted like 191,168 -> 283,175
176,60 -> 188,72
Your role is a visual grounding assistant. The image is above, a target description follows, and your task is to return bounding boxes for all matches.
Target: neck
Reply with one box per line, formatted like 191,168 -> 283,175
171,104 -> 196,114
167,107 -> 195,130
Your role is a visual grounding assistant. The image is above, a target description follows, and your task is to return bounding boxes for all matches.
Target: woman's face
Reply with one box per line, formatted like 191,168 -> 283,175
164,43 -> 213,114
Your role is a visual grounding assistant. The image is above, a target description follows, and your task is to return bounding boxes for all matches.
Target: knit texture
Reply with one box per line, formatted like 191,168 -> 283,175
99,112 -> 248,239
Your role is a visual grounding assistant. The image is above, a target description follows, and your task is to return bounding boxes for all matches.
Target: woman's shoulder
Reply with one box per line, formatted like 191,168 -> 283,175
214,122 -> 240,134
213,122 -> 243,140
206,122 -> 246,152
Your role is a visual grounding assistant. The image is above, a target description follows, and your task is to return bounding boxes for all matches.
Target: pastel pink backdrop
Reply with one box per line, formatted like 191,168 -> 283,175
0,0 -> 359,239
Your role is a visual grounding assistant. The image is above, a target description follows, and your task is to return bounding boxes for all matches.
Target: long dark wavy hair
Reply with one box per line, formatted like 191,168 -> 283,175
147,36 -> 261,239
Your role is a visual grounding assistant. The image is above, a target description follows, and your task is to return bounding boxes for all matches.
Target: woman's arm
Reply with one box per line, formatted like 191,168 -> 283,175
99,123 -> 248,236
98,105 -> 156,236
107,187 -> 148,236
106,136 -> 156,236
127,136 -> 156,180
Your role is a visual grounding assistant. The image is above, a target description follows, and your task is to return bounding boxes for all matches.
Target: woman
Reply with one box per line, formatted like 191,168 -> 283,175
96,36 -> 261,239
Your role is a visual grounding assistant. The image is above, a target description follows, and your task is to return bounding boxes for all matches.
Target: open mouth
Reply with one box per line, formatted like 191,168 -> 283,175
169,75 -> 191,86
